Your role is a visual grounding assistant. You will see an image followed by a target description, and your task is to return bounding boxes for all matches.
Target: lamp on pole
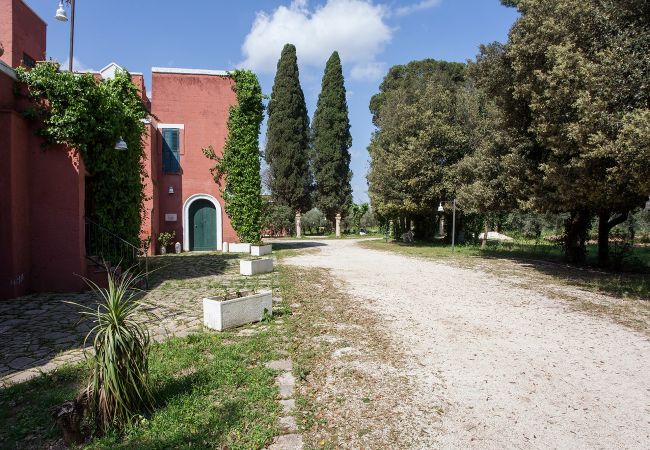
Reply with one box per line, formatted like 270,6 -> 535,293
55,0 -> 75,73
437,199 -> 457,252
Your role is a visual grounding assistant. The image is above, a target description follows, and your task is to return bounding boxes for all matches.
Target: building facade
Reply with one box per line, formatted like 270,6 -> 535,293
0,0 -> 239,299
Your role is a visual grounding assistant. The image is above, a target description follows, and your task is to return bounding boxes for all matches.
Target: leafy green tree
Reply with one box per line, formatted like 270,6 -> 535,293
311,51 -> 353,223
474,0 -> 650,265
262,203 -> 294,237
349,203 -> 369,233
302,208 -> 328,234
367,59 -> 473,239
265,43 -> 312,213
360,205 -> 379,229
204,70 -> 264,243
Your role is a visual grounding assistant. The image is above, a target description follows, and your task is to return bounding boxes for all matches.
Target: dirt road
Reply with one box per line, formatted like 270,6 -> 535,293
283,239 -> 650,449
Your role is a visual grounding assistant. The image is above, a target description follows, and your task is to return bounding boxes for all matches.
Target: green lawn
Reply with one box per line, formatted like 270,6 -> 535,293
0,329 -> 285,449
360,239 -> 650,300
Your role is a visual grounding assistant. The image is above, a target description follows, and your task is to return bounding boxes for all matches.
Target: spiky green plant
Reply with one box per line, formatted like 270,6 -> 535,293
79,268 -> 153,434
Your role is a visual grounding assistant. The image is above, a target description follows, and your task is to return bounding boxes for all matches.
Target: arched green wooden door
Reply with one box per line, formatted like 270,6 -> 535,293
189,199 -> 217,251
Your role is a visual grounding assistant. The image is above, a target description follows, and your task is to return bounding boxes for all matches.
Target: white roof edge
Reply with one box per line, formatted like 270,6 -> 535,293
0,61 -> 17,80
99,62 -> 121,73
97,62 -> 143,77
152,67 -> 231,76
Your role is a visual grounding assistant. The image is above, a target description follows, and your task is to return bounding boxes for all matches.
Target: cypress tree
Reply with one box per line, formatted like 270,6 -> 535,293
265,43 -> 312,212
312,51 -> 353,223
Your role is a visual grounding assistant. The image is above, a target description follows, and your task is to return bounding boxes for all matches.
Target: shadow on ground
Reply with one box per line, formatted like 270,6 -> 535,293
0,252 -> 240,382
270,241 -> 327,251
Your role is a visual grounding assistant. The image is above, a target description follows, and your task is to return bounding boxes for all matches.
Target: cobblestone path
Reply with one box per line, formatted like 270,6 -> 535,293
0,252 -> 275,387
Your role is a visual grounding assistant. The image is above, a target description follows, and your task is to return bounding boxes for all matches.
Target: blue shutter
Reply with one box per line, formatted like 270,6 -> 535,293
162,129 -> 180,173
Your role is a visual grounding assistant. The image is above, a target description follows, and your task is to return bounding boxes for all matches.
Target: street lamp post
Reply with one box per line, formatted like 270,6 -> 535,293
55,0 -> 75,72
438,199 -> 457,252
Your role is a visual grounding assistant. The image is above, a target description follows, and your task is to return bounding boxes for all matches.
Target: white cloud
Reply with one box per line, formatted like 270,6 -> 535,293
239,0 -> 392,80
61,57 -> 92,72
350,61 -> 386,81
394,0 -> 441,17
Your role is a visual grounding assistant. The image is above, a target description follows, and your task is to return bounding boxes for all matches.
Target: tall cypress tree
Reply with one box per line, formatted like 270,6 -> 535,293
312,51 -> 353,222
265,43 -> 311,212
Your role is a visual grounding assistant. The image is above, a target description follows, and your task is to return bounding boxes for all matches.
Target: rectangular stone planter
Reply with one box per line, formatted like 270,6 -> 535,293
203,290 -> 272,331
228,242 -> 251,253
251,244 -> 272,256
240,258 -> 273,276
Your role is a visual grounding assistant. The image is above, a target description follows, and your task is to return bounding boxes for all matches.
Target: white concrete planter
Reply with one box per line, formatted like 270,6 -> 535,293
240,258 -> 273,276
228,242 -> 251,253
203,290 -> 272,331
251,244 -> 272,256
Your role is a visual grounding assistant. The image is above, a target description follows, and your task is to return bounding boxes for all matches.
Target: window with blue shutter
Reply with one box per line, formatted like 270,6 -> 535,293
162,128 -> 180,174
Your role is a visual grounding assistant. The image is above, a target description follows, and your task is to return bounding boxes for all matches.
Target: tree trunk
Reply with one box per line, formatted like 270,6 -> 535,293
481,217 -> 489,249
597,211 -> 629,268
564,209 -> 591,265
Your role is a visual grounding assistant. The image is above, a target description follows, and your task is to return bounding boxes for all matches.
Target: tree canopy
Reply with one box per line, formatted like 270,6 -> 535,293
469,0 -> 650,263
311,51 -> 353,222
264,43 -> 312,213
366,0 -> 650,265
367,59 -> 478,237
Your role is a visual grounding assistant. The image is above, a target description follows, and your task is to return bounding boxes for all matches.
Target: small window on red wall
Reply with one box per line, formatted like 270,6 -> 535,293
22,53 -> 36,68
162,129 -> 180,173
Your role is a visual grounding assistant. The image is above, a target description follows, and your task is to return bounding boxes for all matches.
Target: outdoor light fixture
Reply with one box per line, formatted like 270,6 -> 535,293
114,137 -> 128,150
55,1 -> 68,21
55,0 -> 75,72
438,199 -> 458,251
168,186 -> 174,195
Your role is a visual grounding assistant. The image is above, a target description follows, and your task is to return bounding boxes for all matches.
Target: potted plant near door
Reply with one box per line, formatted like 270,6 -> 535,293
157,231 -> 175,255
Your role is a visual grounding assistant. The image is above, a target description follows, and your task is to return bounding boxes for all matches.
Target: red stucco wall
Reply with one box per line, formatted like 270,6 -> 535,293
0,111 -> 31,298
151,71 -> 239,251
0,66 -> 86,299
0,0 -> 46,69
28,145 -> 87,293
140,120 -> 160,255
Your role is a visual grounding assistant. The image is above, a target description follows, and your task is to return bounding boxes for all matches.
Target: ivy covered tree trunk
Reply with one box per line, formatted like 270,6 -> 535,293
203,70 -> 265,243
564,209 -> 592,265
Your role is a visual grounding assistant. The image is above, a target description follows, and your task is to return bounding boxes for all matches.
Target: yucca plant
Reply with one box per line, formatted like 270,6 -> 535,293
78,267 -> 154,435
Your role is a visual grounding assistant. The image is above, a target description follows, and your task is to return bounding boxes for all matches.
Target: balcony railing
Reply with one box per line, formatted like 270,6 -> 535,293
84,217 -> 148,288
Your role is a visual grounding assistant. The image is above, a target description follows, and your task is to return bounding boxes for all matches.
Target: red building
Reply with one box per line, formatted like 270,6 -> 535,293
0,0 -> 239,299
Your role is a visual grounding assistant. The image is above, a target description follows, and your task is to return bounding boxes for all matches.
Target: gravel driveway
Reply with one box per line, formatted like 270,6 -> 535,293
284,239 -> 650,449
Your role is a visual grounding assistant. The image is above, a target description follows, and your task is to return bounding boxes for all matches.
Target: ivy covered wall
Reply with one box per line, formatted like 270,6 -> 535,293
16,62 -> 149,246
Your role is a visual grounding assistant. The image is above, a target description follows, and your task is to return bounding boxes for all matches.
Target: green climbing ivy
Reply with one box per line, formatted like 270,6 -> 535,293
203,70 -> 264,244
15,62 -> 149,245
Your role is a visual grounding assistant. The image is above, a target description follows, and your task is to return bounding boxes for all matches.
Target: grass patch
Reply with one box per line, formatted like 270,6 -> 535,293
277,263 -> 417,448
360,239 -> 650,301
0,330 -> 283,449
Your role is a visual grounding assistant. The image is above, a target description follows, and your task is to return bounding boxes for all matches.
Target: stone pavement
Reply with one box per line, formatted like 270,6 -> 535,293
267,357 -> 303,450
0,252 -> 275,387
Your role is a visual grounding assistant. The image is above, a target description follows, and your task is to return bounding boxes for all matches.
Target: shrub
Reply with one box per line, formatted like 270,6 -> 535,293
157,231 -> 175,251
79,268 -> 153,434
263,203 -> 294,237
302,208 -> 328,234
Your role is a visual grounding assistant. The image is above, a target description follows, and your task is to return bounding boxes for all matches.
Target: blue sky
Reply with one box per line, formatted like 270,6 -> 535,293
26,0 -> 518,203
